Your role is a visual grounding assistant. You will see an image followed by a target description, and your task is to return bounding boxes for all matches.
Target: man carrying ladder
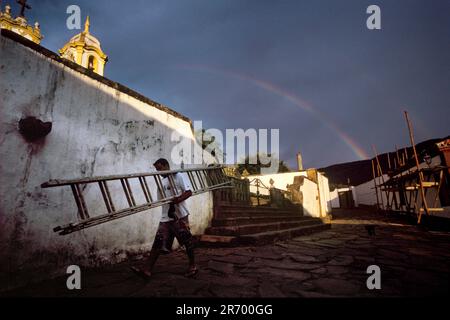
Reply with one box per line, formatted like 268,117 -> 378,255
131,158 -> 199,279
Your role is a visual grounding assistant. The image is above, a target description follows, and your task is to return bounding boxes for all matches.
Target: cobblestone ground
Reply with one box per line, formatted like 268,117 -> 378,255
4,209 -> 450,297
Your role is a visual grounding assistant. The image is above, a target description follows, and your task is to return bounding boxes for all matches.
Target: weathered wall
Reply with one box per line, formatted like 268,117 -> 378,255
0,34 -> 214,290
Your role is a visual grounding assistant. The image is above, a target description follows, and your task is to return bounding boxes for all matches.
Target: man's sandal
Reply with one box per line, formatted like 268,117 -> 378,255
184,267 -> 199,278
129,266 -> 152,280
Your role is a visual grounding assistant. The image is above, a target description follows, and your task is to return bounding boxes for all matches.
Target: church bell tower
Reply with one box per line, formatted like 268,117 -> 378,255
59,16 -> 108,76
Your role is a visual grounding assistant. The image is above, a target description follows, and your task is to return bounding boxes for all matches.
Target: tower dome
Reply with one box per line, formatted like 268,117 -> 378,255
59,16 -> 108,76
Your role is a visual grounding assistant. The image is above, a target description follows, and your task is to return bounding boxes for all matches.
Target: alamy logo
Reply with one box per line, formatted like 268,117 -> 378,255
366,265 -> 381,290
66,265 -> 81,290
366,5 -> 381,30
66,5 -> 81,30
170,121 -> 280,174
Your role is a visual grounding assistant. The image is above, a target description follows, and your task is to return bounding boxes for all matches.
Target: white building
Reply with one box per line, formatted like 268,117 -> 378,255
247,169 -> 332,218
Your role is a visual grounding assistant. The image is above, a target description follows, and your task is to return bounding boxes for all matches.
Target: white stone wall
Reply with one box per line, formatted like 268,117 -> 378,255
0,35 -> 214,288
354,177 -> 388,207
329,189 -> 340,208
317,172 -> 332,214
299,178 -> 319,217
329,186 -> 358,208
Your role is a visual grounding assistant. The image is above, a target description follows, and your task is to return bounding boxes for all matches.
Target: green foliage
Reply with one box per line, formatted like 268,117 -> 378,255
194,129 -> 223,159
236,153 -> 291,175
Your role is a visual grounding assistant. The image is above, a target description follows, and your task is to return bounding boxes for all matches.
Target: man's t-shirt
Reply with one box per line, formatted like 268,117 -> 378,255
158,173 -> 190,222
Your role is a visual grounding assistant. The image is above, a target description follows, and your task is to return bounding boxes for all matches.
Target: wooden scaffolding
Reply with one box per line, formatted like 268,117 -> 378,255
372,112 -> 449,224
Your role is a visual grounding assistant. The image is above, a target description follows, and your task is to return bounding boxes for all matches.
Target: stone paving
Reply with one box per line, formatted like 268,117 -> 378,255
3,209 -> 450,297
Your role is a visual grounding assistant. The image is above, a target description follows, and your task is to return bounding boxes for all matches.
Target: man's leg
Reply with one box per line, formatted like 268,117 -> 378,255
174,217 -> 198,276
132,222 -> 171,278
146,248 -> 160,274
149,221 -> 175,266
186,245 -> 196,269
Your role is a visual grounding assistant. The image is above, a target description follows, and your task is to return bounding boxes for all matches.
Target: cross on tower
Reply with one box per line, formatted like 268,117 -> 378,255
17,0 -> 31,17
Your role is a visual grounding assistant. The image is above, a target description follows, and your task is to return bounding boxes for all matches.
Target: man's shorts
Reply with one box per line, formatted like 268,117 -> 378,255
152,216 -> 195,253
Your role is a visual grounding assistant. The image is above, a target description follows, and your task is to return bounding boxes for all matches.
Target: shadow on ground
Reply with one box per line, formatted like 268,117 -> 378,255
2,208 -> 450,297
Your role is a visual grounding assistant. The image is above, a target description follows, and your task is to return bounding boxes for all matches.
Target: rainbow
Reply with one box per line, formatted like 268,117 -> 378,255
178,64 -> 370,160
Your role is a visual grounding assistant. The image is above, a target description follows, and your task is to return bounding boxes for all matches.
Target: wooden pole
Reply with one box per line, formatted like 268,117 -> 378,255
373,146 -> 386,180
395,145 -> 401,167
372,145 -> 387,211
404,111 -> 429,223
387,153 -> 392,173
372,159 -> 380,211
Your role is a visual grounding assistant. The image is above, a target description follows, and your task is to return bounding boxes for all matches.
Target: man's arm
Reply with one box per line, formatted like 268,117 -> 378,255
173,190 -> 192,204
172,173 -> 192,204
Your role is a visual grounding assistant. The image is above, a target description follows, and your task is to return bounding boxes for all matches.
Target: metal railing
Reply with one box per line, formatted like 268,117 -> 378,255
213,176 -> 250,205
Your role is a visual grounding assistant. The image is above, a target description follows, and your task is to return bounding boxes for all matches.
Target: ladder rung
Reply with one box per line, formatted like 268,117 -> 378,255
138,177 -> 153,203
186,171 -> 198,191
195,170 -> 205,189
154,175 -> 166,198
99,181 -> 115,213
71,184 -> 90,220
167,174 -> 179,195
120,178 -> 136,207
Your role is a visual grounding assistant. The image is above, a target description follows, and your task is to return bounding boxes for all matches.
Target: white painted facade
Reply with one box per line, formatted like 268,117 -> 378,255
317,172 -> 332,215
0,34 -> 215,289
329,186 -> 358,208
247,171 -> 332,218
354,175 -> 389,207
329,189 -> 340,208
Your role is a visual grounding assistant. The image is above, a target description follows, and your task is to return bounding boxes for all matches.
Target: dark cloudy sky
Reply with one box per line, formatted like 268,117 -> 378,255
15,0 -> 450,169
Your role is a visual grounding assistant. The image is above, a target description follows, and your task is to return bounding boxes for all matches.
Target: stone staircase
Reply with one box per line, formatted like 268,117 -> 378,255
199,204 -> 331,247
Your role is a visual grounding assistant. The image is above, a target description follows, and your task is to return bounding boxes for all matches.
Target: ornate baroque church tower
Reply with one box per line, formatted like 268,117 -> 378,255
59,16 -> 108,76
0,1 -> 43,44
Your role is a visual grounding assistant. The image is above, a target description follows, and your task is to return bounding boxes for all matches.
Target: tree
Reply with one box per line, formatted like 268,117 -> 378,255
194,129 -> 224,161
236,153 -> 291,175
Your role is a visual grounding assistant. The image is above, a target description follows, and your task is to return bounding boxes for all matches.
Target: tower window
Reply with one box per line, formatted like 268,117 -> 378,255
88,56 -> 96,71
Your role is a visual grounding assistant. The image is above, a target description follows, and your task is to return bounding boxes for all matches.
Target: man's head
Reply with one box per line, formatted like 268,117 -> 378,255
153,158 -> 170,171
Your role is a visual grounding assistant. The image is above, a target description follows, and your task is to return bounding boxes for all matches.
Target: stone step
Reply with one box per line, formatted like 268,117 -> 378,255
238,223 -> 331,245
199,223 -> 331,247
197,234 -> 240,247
217,208 -> 303,218
211,215 -> 309,227
207,219 -> 321,236
218,204 -> 302,214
